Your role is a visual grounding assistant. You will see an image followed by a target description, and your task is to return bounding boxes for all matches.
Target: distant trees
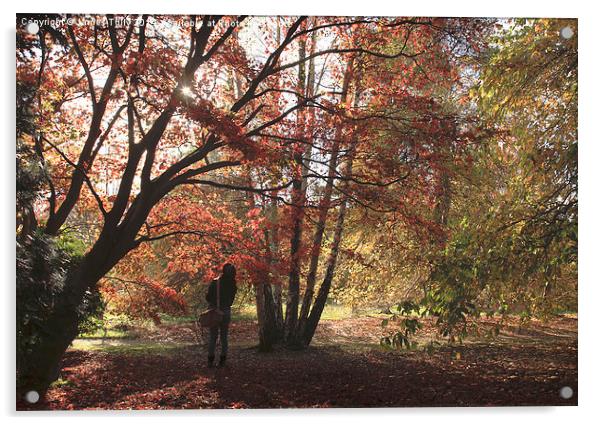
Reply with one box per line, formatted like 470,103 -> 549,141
471,18 -> 577,313
376,19 -> 578,346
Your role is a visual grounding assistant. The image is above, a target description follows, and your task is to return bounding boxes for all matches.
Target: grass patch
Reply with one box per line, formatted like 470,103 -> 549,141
77,304 -> 369,342
50,377 -> 75,389
77,313 -> 147,339
320,304 -> 353,320
230,303 -> 354,322
231,304 -> 258,321
157,314 -> 197,325
70,339 -> 192,356
78,328 -> 130,339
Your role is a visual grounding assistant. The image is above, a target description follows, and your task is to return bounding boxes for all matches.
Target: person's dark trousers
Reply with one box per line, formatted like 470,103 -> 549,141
208,307 -> 231,367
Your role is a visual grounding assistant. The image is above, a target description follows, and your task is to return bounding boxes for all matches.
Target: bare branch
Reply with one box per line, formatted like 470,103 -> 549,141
41,135 -> 108,217
67,25 -> 97,106
136,230 -> 209,243
272,46 -> 420,76
179,178 -> 295,194
202,16 -> 247,61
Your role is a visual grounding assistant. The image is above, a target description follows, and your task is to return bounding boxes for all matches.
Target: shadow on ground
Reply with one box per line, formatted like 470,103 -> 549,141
20,315 -> 577,410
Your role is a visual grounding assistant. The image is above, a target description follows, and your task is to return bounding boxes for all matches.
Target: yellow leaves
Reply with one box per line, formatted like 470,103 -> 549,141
530,50 -> 543,61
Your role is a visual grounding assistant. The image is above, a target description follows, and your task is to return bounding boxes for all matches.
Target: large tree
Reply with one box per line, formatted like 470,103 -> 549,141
16,14 -> 486,395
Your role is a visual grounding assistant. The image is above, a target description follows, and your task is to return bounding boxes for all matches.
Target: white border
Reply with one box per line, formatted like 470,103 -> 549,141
3,0 -> 586,17
3,1 -> 600,424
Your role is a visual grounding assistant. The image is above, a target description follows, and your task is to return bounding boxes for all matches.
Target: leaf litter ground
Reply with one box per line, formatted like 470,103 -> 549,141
19,315 -> 577,409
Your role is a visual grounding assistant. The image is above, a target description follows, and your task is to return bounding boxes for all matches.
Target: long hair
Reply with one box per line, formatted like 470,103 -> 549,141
220,263 -> 236,287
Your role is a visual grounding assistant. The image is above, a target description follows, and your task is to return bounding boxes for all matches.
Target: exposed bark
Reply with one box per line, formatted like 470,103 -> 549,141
424,121 -> 454,295
302,74 -> 362,346
434,171 -> 451,228
272,280 -> 284,339
284,30 -> 308,345
251,21 -> 287,347
246,175 -> 279,351
268,196 -> 284,338
300,22 -> 318,196
255,278 -> 277,351
433,121 -> 454,232
252,194 -> 284,350
283,171 -> 303,344
296,57 -> 354,340
302,150 -> 355,346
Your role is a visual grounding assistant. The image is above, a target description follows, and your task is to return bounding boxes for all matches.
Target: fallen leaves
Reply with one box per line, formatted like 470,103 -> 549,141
18,315 -> 577,410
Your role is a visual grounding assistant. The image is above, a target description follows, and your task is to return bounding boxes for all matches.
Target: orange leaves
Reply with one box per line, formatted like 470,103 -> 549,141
20,15 -> 492,328
246,207 -> 262,219
184,99 -> 258,161
123,52 -> 140,75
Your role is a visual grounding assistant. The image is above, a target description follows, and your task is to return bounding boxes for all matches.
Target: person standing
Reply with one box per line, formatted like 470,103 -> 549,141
205,263 -> 237,367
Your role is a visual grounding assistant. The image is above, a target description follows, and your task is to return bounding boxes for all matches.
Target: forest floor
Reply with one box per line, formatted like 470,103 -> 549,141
20,313 -> 577,410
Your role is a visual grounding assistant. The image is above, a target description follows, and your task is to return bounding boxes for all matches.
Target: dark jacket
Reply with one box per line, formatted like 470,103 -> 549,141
205,277 -> 237,309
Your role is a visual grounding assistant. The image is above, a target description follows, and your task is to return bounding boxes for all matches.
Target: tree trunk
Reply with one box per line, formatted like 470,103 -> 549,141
301,74 -> 361,346
284,167 -> 304,344
302,171 -> 352,346
268,196 -> 284,339
17,178 -> 174,398
17,233 -> 117,398
284,31 -> 308,345
296,58 -> 354,339
254,195 -> 282,351
272,282 -> 284,339
255,278 -> 277,351
268,21 -> 285,340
